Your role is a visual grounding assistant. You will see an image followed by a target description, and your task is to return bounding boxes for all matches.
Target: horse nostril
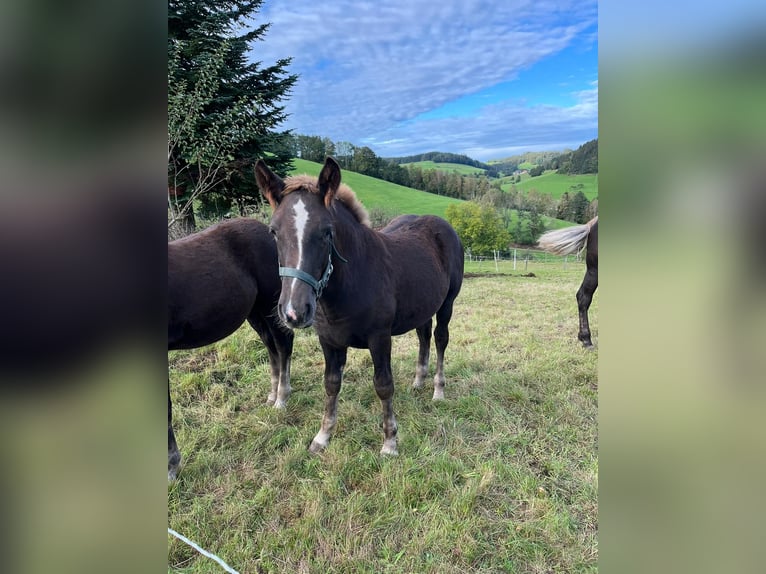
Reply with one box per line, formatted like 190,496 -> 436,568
287,308 -> 298,321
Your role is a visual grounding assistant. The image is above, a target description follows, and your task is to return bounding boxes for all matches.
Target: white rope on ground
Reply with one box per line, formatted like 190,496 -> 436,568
168,528 -> 240,574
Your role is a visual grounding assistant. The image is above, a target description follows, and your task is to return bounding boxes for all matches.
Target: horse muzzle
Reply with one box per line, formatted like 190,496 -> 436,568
278,294 -> 316,329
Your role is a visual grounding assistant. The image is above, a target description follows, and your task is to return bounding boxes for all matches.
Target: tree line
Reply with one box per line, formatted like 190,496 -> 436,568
387,152 -> 500,178
290,134 -> 503,202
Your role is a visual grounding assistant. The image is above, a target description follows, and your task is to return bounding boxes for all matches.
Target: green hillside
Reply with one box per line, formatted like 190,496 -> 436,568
401,160 -> 486,175
289,159 -> 571,235
502,171 -> 598,200
290,158 -> 464,219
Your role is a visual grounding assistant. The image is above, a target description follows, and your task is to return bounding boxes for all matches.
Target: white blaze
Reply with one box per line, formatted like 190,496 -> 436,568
293,198 -> 309,271
284,199 -> 310,320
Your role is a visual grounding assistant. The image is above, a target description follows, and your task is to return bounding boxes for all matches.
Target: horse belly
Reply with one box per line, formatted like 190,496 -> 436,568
168,278 -> 254,350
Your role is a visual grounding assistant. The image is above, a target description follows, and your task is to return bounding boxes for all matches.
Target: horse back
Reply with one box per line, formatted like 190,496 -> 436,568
168,218 -> 280,349
377,215 -> 464,330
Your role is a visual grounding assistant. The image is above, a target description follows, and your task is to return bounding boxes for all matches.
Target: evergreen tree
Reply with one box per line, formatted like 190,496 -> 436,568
168,0 -> 297,229
571,190 -> 590,223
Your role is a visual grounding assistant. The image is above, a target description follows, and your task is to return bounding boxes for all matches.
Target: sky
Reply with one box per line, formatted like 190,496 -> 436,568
254,0 -> 598,162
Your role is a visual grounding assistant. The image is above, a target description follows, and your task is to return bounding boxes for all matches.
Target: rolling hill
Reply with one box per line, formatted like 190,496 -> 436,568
289,158 -> 464,219
289,159 -> 573,232
501,171 -> 599,201
400,160 -> 487,175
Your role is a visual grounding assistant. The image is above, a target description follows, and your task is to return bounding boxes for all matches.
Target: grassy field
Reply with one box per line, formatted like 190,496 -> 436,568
501,172 -> 598,201
401,161 -> 487,175
288,159 -> 572,232
291,159 -> 464,220
168,261 -> 598,573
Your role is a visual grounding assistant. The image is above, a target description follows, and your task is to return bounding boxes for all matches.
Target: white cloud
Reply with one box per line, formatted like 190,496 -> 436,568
256,0 -> 598,160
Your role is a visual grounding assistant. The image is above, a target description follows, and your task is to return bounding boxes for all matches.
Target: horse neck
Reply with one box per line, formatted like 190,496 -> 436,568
323,204 -> 374,295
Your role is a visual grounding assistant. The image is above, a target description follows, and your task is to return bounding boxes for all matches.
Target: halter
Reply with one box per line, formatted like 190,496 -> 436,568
278,237 -> 347,298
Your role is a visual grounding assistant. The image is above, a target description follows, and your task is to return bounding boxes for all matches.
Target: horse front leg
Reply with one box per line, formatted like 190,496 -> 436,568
309,344 -> 347,453
168,382 -> 181,480
370,335 -> 398,456
412,318 -> 432,389
577,267 -> 598,348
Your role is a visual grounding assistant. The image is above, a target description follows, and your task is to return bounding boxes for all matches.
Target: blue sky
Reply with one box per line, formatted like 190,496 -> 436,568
255,0 -> 598,161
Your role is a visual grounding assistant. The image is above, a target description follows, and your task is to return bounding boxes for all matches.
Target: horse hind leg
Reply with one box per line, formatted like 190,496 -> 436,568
432,299 -> 456,401
248,315 -> 291,408
168,383 -> 181,481
576,268 -> 598,348
271,324 -> 294,409
368,335 -> 398,456
412,318 -> 432,389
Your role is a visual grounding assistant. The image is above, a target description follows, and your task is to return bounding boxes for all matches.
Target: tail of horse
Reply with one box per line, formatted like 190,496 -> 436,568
537,216 -> 598,256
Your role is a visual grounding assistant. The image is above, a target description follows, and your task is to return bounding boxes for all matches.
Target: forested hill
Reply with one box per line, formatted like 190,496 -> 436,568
487,139 -> 598,176
555,138 -> 598,175
388,151 -> 497,175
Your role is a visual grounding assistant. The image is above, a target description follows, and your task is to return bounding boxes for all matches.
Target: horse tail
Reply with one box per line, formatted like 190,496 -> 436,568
537,216 -> 598,256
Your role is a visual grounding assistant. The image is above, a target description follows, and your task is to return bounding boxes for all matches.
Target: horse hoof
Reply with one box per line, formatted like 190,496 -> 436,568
168,451 -> 181,481
273,400 -> 287,409
266,396 -> 276,406
432,390 -> 445,401
308,440 -> 327,454
380,445 -> 399,456
412,381 -> 424,389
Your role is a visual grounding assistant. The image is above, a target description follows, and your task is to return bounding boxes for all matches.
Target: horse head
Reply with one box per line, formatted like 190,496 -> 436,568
255,157 -> 343,329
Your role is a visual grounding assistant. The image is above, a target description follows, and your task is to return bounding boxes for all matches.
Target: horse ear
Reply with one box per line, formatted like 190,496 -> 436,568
318,157 -> 341,208
255,159 -> 284,209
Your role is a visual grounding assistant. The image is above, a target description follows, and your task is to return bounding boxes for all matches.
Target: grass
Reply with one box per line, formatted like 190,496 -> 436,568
401,161 -> 487,176
168,260 -> 598,573
501,172 -> 599,201
291,159 -> 464,220
289,159 -> 573,232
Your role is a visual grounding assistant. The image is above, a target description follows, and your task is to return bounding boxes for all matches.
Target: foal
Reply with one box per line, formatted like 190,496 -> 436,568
256,157 -> 464,455
168,218 -> 294,478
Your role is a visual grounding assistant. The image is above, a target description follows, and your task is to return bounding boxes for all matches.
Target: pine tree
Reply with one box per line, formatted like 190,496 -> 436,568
168,0 -> 297,231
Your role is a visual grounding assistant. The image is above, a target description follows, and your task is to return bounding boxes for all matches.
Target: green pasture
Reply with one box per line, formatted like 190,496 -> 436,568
290,159 -> 464,220
168,262 -> 598,573
400,160 -> 487,175
502,172 -> 598,201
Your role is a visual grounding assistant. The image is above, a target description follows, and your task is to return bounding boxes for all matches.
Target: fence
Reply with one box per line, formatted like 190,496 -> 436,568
464,248 -> 584,273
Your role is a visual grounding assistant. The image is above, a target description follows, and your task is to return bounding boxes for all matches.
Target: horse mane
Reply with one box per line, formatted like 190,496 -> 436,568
283,174 -> 371,227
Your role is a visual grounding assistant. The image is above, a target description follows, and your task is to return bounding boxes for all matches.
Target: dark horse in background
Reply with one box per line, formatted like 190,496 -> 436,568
255,157 -> 464,456
168,218 -> 294,479
537,216 -> 598,347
